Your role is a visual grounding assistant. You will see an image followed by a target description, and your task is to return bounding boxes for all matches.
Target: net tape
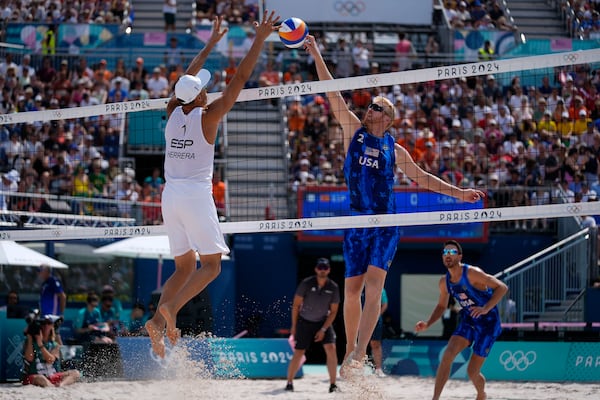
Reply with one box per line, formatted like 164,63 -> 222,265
1,201 -> 599,241
1,49 -> 599,125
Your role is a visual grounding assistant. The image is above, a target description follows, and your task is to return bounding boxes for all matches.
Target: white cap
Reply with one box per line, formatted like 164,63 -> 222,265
174,69 -> 211,105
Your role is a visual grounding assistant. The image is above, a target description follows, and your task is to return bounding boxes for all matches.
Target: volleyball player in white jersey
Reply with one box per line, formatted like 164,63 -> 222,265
145,11 -> 280,358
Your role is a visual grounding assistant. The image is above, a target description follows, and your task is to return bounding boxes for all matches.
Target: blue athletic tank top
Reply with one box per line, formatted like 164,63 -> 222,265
446,264 -> 500,322
343,126 -> 396,213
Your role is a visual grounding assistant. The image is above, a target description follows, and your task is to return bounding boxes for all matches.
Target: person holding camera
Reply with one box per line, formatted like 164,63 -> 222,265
22,315 -> 80,387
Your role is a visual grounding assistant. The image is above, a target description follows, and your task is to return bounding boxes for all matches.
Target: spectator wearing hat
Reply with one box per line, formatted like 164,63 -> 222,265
572,109 -> 591,139
555,110 -> 573,145
496,105 -> 515,137
0,170 -> 20,210
130,57 -> 148,83
503,132 -> 524,160
147,67 -> 169,99
96,59 -> 113,83
484,74 -> 502,101
569,95 -> 587,119
538,109 -> 557,135
107,77 -> 129,103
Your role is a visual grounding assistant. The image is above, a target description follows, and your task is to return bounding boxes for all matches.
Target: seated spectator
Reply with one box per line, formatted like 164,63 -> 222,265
146,67 -> 169,98
2,290 -> 29,318
0,169 -> 20,211
99,293 -> 120,337
488,1 -> 516,31
212,171 -> 226,218
74,293 -> 112,344
126,303 -> 147,336
143,167 -> 164,193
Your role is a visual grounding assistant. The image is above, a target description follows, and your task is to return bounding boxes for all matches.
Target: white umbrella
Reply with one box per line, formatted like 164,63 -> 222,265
93,235 -> 173,260
0,240 -> 68,268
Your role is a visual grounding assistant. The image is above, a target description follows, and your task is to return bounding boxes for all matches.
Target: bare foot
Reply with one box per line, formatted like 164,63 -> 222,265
158,304 -> 180,345
476,392 -> 487,400
145,319 -> 165,358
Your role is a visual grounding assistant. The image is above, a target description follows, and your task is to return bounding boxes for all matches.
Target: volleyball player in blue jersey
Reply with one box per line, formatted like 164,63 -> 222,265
304,36 -> 485,379
415,240 -> 508,400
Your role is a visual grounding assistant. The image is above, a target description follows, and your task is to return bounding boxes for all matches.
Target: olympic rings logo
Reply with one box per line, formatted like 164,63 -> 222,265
334,0 -> 366,16
366,77 -> 379,85
566,205 -> 581,213
499,350 -> 536,371
368,217 -> 380,225
563,53 -> 579,63
52,111 -> 62,118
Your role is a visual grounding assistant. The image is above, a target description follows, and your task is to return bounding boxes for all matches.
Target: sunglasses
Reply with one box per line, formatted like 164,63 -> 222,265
442,248 -> 460,256
368,103 -> 384,112
316,263 -> 330,270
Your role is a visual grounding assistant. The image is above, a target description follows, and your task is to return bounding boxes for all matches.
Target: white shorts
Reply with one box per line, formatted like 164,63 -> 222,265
161,184 -> 230,257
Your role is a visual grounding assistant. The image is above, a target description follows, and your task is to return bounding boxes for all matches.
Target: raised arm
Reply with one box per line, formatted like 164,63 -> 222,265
203,9 -> 280,130
303,34 -> 361,145
167,16 -> 228,114
395,143 -> 485,203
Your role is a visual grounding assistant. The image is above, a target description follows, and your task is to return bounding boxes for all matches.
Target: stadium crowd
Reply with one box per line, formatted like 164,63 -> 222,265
0,1 -> 599,228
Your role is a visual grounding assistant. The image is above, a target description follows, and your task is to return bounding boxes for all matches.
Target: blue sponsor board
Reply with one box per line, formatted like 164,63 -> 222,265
382,340 -> 600,382
0,312 -> 26,382
483,342 -> 570,381
298,188 -> 486,242
117,337 -> 300,380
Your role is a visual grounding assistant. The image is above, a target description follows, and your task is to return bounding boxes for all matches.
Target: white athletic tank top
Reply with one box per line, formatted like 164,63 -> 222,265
164,106 -> 213,194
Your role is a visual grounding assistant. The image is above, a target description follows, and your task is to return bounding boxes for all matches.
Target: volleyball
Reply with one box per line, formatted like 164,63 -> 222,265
278,17 -> 308,49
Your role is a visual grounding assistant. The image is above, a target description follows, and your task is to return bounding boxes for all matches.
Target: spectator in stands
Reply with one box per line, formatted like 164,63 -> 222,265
258,60 -> 280,87
114,173 -> 139,218
331,38 -> 353,78
99,292 -> 120,337
395,32 -> 416,71
147,67 -> 170,99
107,77 -> 128,103
352,40 -> 371,76
127,302 -> 147,336
488,1 -> 516,31
163,0 -> 177,31
49,154 -> 72,195
144,167 -> 165,193
88,159 -> 109,198
74,293 -> 112,344
165,36 -> 185,72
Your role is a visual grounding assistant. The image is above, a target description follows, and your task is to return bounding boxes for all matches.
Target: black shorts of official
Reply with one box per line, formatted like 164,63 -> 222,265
294,317 -> 336,350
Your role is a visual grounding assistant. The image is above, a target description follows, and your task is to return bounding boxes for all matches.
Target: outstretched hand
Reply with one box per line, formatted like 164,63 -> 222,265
253,9 -> 280,42
303,34 -> 319,57
461,188 -> 486,203
207,16 -> 228,45
414,320 -> 428,332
